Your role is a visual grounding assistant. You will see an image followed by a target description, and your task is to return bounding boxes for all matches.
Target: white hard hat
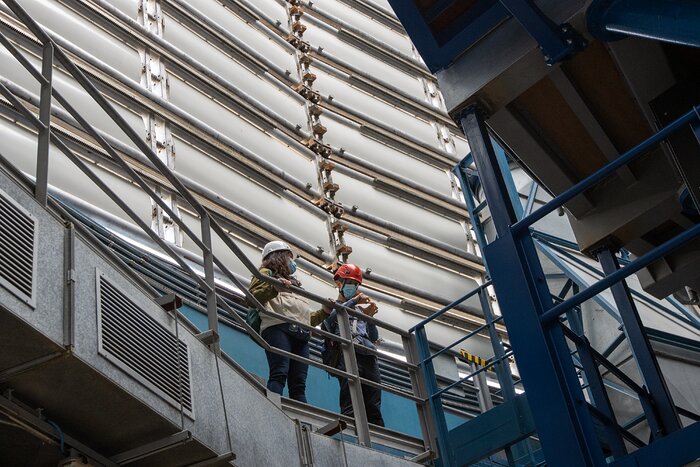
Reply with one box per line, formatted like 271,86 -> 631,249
262,240 -> 292,260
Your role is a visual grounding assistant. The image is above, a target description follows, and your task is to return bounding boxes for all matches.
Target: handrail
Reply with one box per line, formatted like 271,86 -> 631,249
409,280 -> 492,332
0,0 -> 436,448
512,105 -> 700,234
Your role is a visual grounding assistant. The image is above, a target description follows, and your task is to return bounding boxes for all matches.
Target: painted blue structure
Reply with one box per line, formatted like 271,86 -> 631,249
387,0 -> 585,72
406,104 -> 700,465
586,0 -> 700,47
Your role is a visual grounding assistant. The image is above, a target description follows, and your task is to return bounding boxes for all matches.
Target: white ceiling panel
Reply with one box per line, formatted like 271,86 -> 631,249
333,172 -> 468,250
345,233 -> 481,304
164,20 -> 306,129
167,77 -> 317,185
189,0 -> 297,73
312,68 -> 440,146
13,0 -> 141,82
0,118 -> 151,224
321,115 -> 453,196
310,0 -> 416,57
173,135 -> 330,250
302,25 -> 427,101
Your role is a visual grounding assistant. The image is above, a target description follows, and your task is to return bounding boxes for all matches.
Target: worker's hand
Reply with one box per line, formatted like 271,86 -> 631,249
355,292 -> 371,304
359,301 -> 378,317
274,278 -> 292,291
321,298 -> 335,314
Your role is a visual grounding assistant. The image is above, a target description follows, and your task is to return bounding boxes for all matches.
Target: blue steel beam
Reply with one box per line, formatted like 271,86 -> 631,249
459,107 -> 520,238
460,106 -> 605,466
597,248 -> 681,437
587,0 -> 700,48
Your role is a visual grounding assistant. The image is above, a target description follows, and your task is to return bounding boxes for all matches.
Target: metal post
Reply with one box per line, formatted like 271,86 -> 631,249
596,247 -> 681,437
459,105 -> 605,466
402,334 -> 438,455
415,326 -> 454,466
479,288 -> 533,465
336,306 -> 371,447
63,222 -> 75,349
573,336 -> 627,458
459,107 -> 519,238
35,41 -> 53,206
200,213 -> 219,353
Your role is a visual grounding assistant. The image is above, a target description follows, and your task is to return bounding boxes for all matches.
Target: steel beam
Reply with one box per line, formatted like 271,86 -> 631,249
35,41 -> 53,207
111,431 -> 192,464
596,248 -> 681,437
459,107 -> 519,238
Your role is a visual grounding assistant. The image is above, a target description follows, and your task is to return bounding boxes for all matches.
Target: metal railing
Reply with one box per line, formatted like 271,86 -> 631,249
0,0 -> 453,452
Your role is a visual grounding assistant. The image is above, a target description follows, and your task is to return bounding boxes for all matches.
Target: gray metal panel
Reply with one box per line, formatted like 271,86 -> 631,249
0,186 -> 37,308
311,0 -> 416,57
311,67 -> 440,146
172,135 -> 327,247
166,77 -> 317,181
345,233 -> 481,303
96,271 -> 194,417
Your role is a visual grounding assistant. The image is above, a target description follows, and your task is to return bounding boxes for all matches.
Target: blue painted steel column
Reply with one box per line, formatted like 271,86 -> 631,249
459,106 -> 606,466
587,0 -> 700,48
596,248 -> 681,437
459,107 -> 519,238
415,326 -> 454,467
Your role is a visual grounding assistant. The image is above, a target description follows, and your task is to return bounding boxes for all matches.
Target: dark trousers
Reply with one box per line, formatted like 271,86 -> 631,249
262,324 -> 310,402
337,353 -> 384,426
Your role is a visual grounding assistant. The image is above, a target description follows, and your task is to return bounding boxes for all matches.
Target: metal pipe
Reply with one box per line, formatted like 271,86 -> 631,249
347,206 -> 479,264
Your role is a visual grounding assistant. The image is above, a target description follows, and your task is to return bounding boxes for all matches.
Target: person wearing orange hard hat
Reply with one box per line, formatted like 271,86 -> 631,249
320,263 -> 384,427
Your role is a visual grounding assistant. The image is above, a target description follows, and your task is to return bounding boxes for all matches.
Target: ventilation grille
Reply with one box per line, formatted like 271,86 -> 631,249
98,275 -> 193,415
0,188 -> 36,306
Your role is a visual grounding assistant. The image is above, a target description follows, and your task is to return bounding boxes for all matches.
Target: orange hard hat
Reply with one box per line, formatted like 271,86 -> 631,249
334,263 -> 363,284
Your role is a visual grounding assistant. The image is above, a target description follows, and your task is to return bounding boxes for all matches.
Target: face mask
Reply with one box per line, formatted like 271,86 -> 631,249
342,283 -> 358,298
288,259 -> 297,275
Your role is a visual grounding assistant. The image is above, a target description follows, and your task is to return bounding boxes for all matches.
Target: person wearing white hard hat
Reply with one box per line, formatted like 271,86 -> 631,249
248,240 -> 330,402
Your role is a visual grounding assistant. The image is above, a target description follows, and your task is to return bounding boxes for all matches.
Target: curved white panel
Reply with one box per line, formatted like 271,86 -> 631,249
310,0 -> 416,57
333,172 -> 468,250
322,115 -> 453,196
312,68 -> 439,146
163,20 -> 306,129
0,119 -> 151,224
302,25 -> 427,101
107,0 -> 138,19
173,135 -> 329,250
167,77 -> 317,185
14,0 -> 141,82
188,0 -> 297,73
345,233 -> 481,305
1,47 -> 143,149
243,0 -> 289,32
